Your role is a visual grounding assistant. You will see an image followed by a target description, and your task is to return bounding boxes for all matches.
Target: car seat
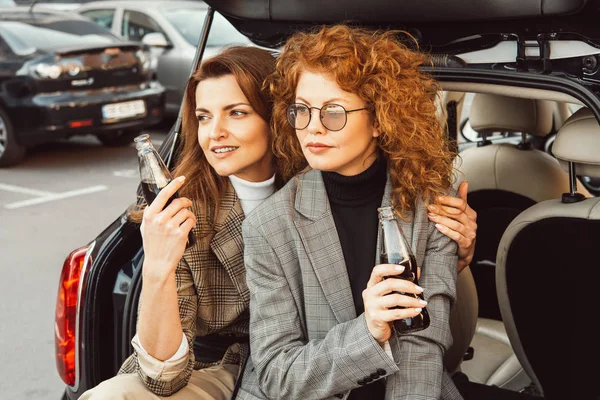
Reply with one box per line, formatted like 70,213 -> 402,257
458,93 -> 579,321
449,93 -> 591,391
496,107 -> 600,399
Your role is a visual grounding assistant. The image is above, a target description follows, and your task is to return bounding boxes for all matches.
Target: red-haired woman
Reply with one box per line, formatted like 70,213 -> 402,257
238,25 -> 475,400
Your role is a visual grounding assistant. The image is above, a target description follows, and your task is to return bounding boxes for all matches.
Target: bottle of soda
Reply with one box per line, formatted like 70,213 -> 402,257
377,206 -> 429,333
134,134 -> 196,249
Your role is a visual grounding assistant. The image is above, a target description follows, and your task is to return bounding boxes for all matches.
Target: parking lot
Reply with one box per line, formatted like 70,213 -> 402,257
0,119 -> 171,399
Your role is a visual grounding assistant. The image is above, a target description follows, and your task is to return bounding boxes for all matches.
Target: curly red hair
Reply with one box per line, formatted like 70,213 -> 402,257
268,25 -> 455,217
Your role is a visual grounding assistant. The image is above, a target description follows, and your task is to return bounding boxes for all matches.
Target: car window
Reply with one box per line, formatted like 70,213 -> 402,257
162,9 -> 249,47
122,10 -> 165,42
80,9 -> 115,30
0,20 -> 115,51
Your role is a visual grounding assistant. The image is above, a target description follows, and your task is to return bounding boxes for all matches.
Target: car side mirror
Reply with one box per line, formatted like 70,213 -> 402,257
141,32 -> 171,48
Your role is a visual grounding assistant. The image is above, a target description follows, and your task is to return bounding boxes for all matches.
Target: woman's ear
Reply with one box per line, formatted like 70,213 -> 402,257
371,119 -> 381,138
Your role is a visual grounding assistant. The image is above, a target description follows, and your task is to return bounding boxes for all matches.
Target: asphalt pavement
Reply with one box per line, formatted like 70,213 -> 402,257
0,120 -> 171,399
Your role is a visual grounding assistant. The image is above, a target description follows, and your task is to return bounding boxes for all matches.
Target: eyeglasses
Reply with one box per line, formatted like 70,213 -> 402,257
286,103 -> 369,131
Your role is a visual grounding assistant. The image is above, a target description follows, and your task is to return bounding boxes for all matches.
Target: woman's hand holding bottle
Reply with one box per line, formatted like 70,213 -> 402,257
362,264 -> 427,344
140,176 -> 197,280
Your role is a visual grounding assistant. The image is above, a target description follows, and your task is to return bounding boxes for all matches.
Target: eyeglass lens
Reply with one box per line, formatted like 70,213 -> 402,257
287,104 -> 348,131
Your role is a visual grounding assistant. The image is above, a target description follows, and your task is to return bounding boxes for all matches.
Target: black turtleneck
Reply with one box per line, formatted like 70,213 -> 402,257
322,155 -> 387,315
322,156 -> 387,400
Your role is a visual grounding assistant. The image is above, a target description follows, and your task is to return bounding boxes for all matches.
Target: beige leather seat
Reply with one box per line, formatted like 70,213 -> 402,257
449,94 -> 590,391
458,94 -> 588,321
496,107 -> 600,398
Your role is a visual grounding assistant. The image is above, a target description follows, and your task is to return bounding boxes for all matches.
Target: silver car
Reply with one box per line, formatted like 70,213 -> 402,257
77,0 -> 252,116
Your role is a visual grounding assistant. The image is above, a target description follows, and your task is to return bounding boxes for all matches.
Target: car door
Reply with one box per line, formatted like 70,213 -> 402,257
121,9 -> 182,114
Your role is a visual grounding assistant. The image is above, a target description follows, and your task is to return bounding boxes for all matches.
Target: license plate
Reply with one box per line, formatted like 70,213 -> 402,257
102,100 -> 146,122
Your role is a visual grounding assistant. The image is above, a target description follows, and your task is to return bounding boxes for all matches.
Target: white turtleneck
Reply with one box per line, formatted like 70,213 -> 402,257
228,173 -> 277,216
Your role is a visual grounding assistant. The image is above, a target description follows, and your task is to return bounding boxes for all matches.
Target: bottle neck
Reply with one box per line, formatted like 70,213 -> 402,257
135,141 -> 154,153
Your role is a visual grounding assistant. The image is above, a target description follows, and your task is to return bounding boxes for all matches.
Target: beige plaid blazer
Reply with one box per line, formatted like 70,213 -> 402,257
119,181 -> 250,396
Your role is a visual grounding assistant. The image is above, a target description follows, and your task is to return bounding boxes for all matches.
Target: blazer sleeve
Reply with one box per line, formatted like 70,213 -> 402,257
390,213 -> 459,399
130,256 -> 198,396
242,220 -> 399,400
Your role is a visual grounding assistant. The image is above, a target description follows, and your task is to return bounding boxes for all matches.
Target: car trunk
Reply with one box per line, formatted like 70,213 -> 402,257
66,0 -> 600,394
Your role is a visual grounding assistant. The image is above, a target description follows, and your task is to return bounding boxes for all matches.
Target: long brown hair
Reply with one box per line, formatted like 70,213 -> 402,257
130,46 -> 277,226
268,25 -> 455,217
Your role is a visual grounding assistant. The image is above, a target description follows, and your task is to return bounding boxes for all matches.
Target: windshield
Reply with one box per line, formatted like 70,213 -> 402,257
0,20 -> 118,51
162,9 -> 250,47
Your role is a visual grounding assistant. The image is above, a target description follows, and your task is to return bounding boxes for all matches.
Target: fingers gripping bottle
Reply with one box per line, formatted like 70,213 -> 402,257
377,206 -> 429,333
134,134 -> 196,249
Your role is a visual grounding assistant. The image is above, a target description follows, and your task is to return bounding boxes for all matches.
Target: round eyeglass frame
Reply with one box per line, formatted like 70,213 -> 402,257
286,103 -> 369,131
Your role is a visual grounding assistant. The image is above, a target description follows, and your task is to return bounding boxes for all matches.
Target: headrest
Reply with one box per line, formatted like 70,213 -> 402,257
553,107 -> 600,178
470,94 -> 553,137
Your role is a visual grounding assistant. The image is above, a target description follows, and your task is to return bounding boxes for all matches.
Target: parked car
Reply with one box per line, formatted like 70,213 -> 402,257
0,6 -> 165,166
55,1 -> 600,399
76,0 -> 252,117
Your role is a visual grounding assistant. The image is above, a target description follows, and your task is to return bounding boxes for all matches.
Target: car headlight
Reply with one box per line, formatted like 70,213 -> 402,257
65,61 -> 82,77
35,63 -> 62,79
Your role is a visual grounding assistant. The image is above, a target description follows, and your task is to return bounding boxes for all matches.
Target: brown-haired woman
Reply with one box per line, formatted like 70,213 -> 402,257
237,25 -> 474,400
80,45 -> 278,400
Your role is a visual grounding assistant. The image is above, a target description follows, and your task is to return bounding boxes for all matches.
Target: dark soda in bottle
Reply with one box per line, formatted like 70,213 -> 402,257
377,206 -> 429,333
134,134 -> 196,249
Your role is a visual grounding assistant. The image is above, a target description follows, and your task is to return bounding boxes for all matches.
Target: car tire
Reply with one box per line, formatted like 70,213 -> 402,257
0,107 -> 26,167
96,129 -> 142,147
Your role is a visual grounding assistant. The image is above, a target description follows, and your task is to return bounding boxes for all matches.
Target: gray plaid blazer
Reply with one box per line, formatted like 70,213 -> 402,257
237,169 -> 463,400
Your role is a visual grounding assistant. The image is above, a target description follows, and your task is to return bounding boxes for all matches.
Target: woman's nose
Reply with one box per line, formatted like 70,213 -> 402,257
306,108 -> 325,135
209,118 -> 228,140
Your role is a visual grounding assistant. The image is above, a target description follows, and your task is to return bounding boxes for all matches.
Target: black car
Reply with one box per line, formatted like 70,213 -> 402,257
55,1 -> 600,399
0,6 -> 165,166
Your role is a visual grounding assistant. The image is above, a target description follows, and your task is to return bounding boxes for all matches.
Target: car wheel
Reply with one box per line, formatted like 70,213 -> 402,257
96,129 -> 142,147
0,107 -> 26,167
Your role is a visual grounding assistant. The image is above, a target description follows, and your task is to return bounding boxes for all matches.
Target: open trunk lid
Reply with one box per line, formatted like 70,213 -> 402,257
204,0 -> 597,54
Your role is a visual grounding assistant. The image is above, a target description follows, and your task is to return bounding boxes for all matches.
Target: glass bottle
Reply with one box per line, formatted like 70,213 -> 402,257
377,206 -> 429,333
134,134 -> 196,249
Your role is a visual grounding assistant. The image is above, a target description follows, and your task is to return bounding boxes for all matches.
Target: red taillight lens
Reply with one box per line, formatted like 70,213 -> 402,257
55,245 -> 89,387
68,120 -> 93,129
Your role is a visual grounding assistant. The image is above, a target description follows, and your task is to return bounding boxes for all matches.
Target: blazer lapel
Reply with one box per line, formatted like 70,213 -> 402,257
210,181 -> 250,307
293,170 -> 356,324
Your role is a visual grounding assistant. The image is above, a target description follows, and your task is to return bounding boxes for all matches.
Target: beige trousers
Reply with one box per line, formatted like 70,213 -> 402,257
79,364 -> 239,400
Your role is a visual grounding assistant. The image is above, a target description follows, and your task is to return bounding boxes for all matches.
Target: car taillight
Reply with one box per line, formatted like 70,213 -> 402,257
55,245 -> 91,387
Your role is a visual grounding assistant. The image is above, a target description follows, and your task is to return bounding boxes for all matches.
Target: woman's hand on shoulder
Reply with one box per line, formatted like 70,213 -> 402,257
140,176 -> 197,278
427,181 -> 477,274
